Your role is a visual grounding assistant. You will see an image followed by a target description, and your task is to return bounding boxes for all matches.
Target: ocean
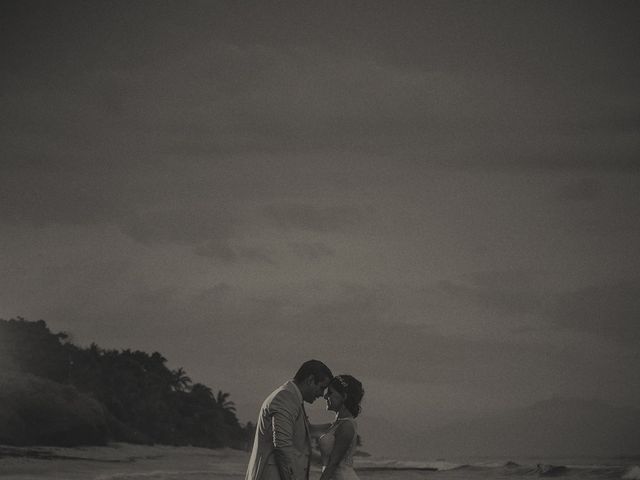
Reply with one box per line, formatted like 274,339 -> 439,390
0,444 -> 638,480
354,458 -> 640,480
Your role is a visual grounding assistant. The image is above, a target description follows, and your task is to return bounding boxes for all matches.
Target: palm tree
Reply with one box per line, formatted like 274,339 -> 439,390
215,390 -> 236,413
171,367 -> 192,392
191,383 -> 214,403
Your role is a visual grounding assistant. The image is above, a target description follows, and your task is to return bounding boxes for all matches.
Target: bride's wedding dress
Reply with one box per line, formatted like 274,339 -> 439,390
318,418 -> 359,480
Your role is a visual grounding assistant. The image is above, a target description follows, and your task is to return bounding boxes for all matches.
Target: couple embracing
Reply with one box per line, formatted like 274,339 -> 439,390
245,360 -> 364,480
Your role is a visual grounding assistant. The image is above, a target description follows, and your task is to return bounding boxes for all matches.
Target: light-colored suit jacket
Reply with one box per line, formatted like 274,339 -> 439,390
245,381 -> 311,480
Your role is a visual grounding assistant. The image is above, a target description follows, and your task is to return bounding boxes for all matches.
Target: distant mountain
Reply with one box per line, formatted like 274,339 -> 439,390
410,397 -> 640,459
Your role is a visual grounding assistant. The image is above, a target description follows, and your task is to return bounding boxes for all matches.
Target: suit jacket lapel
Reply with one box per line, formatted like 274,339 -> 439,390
301,402 -> 311,448
301,402 -> 312,478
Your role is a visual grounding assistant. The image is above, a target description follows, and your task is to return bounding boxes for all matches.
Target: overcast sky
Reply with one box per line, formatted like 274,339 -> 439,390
1,0 -> 639,450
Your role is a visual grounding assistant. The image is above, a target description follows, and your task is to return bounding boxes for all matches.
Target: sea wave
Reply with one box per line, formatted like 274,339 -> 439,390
536,464 -> 570,476
509,464 -> 626,478
623,466 -> 640,480
355,459 -> 460,471
354,459 -> 631,478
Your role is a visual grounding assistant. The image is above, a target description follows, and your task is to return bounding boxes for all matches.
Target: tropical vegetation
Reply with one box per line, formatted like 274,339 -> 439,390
0,317 -> 254,448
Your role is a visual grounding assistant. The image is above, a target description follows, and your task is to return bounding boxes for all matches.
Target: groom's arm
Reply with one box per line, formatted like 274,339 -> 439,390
269,391 -> 300,480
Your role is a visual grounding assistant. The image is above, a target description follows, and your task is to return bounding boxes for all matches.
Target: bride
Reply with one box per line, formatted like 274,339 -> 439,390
316,375 -> 364,480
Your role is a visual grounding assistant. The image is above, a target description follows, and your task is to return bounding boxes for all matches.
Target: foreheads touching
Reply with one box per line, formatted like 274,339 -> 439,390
293,359 -> 333,403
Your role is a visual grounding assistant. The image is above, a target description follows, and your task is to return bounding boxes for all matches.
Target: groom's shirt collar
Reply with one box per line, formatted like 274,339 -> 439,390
287,380 -> 304,405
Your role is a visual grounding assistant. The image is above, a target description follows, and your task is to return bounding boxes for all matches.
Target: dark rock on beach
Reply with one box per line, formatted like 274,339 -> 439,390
0,372 -> 110,446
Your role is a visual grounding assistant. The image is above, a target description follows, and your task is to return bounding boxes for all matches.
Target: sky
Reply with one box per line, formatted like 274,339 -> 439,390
1,0 -> 639,455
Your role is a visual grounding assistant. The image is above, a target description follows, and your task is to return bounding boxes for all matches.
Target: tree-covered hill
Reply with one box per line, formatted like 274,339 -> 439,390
0,317 -> 254,448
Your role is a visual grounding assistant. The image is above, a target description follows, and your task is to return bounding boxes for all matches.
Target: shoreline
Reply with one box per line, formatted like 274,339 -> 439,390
2,443 -> 638,480
0,442 -> 250,479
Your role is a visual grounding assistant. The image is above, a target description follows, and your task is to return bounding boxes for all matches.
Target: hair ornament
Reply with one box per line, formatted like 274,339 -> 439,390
336,375 -> 348,389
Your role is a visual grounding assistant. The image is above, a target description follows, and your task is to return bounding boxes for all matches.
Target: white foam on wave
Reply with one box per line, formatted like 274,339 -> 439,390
427,461 -> 465,471
623,466 -> 640,479
354,459 -> 463,471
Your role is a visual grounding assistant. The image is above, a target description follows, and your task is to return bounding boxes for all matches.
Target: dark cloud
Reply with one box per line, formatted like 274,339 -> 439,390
553,178 -> 640,237
2,0 -> 640,435
116,207 -> 280,264
547,280 -> 640,345
556,179 -> 602,202
192,240 -> 237,261
201,283 -> 568,389
438,274 -> 640,346
117,206 -> 234,246
468,270 -> 543,291
462,132 -> 640,173
0,162 -> 128,227
194,240 -> 274,264
265,204 -> 364,232
65,281 -> 569,388
150,45 -> 640,172
127,287 -> 179,311
4,4 -> 639,178
571,110 -> 640,136
288,242 -> 335,260
437,279 -> 545,317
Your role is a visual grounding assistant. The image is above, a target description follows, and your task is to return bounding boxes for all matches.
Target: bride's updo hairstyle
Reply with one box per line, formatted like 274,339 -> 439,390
330,374 -> 364,418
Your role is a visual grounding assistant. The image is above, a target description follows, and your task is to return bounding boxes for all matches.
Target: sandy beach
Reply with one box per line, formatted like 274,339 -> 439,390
0,443 -> 250,480
2,443 -> 639,480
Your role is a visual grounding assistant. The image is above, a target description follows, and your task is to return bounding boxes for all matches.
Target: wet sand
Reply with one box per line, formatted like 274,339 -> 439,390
0,443 -> 250,480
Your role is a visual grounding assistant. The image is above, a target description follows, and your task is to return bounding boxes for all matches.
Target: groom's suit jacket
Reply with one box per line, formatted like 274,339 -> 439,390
245,381 -> 311,480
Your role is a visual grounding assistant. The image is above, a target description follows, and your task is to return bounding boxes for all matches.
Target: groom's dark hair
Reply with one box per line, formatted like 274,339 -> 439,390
294,360 -> 333,384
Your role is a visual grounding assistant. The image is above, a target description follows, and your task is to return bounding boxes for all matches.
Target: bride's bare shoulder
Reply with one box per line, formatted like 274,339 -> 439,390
335,419 -> 356,437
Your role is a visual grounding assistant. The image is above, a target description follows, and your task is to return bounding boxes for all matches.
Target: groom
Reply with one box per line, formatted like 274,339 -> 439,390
245,360 -> 333,480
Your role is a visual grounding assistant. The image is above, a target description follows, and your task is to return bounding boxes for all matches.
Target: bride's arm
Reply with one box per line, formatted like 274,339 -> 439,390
308,422 -> 332,438
318,421 -> 356,480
